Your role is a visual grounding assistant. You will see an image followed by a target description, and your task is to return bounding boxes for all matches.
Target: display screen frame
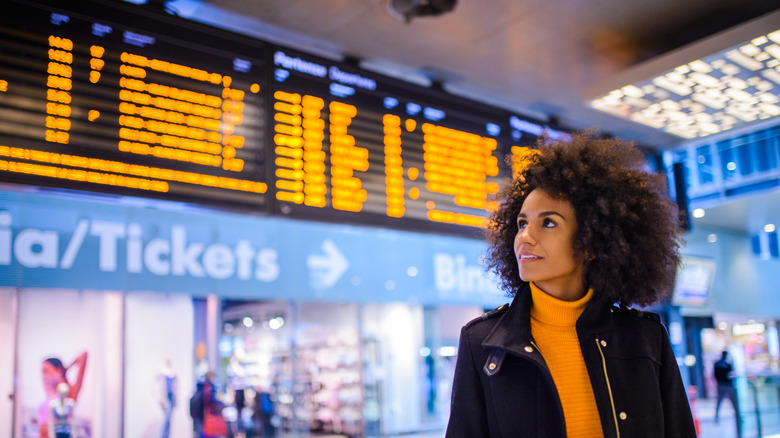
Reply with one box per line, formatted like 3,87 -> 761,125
0,0 -> 568,238
672,255 -> 717,307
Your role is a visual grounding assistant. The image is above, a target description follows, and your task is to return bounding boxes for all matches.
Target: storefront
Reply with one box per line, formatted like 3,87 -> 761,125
700,317 -> 780,394
0,188 -> 504,437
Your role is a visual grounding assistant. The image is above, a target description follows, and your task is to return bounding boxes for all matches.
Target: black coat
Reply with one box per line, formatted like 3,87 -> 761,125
445,288 -> 697,437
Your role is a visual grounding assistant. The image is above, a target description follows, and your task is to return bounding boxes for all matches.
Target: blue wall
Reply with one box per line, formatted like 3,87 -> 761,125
682,226 -> 780,316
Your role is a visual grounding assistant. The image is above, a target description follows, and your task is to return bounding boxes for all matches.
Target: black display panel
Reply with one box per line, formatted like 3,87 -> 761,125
0,0 -> 566,237
269,47 -> 551,236
0,0 -> 269,209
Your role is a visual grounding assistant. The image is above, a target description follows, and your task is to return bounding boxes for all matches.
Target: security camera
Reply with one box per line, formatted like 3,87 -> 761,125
387,0 -> 458,23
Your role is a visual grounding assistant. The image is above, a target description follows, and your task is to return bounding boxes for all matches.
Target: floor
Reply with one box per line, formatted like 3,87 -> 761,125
257,396 -> 780,438
382,397 -> 777,438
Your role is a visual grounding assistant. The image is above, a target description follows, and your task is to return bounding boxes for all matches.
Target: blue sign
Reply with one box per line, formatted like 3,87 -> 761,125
0,190 -> 506,307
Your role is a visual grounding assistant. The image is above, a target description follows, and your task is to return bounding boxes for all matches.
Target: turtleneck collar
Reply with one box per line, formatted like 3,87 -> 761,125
530,282 -> 594,327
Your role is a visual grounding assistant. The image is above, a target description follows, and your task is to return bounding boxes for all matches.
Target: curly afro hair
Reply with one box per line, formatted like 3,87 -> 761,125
485,132 -> 683,307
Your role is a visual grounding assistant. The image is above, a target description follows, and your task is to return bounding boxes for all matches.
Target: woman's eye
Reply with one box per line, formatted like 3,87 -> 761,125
543,218 -> 556,228
517,219 -> 527,229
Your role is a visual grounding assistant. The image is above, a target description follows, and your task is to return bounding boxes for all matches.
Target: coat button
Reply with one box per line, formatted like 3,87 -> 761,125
619,412 -> 627,420
600,340 -> 607,347
488,363 -> 497,370
524,346 -> 533,353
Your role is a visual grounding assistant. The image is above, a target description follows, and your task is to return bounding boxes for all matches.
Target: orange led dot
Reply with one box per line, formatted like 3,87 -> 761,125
0,80 -> 8,92
222,76 -> 232,87
302,95 -> 324,108
426,201 -> 435,209
250,83 -> 260,93
405,119 -> 417,132
90,45 -> 105,58
222,146 -> 236,159
90,58 -> 105,71
408,167 -> 419,180
274,102 -> 302,115
274,91 -> 301,104
383,114 -> 401,125
409,187 -> 420,199
88,110 -> 100,121
89,71 -> 101,83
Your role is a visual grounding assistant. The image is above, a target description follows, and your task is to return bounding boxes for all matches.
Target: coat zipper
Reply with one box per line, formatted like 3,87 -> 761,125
529,340 -> 568,436
596,337 -> 620,438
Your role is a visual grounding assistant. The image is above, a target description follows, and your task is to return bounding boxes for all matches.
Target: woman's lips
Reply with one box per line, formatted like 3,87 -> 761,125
518,253 -> 541,262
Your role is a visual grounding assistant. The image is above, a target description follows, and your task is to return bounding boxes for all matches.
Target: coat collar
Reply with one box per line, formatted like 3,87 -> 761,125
482,284 -> 615,356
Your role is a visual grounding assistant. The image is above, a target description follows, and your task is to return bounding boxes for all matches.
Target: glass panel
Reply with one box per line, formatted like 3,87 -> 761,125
718,140 -> 738,182
15,289 -> 123,438
0,288 -> 16,437
124,292 -> 194,438
219,300 -> 291,437
737,140 -> 754,176
696,145 -> 715,185
293,302 -> 361,436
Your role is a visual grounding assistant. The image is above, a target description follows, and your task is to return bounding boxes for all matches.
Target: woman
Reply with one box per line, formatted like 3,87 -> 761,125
446,133 -> 696,437
39,351 -> 87,438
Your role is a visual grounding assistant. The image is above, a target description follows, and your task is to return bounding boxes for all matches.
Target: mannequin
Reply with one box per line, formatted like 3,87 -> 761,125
158,359 -> 177,438
49,382 -> 74,438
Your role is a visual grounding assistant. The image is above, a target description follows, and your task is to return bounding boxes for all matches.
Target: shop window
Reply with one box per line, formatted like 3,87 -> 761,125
14,289 -> 123,438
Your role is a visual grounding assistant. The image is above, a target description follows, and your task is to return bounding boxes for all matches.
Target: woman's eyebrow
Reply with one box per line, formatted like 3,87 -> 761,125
517,211 -> 567,220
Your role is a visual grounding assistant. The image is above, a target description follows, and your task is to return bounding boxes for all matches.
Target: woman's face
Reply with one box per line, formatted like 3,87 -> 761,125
41,361 -> 64,391
514,188 -> 585,301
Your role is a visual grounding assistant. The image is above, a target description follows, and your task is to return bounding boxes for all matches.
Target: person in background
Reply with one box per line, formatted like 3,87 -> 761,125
227,351 -> 248,433
446,132 -> 696,437
191,371 -> 225,438
39,351 -> 88,438
191,372 -> 212,437
714,350 -> 742,437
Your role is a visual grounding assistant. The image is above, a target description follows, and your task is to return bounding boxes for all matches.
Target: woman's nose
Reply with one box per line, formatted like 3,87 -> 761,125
516,226 -> 535,245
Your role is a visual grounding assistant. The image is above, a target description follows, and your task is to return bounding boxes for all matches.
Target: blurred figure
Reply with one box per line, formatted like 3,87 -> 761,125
157,359 -> 177,438
48,382 -> 74,438
253,390 -> 276,438
227,351 -> 248,435
714,350 -> 741,437
191,371 -> 227,438
190,373 -> 209,438
39,351 -> 88,438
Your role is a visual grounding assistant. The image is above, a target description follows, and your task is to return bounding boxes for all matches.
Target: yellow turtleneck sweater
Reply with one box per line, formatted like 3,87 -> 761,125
530,282 -> 603,438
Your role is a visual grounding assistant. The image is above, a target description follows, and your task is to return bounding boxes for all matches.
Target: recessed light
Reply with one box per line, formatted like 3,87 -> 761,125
692,208 -> 706,218
585,11 -> 780,139
765,223 -> 776,233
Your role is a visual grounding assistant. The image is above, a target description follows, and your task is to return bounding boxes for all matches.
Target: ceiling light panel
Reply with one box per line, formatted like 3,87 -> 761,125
585,11 -> 780,140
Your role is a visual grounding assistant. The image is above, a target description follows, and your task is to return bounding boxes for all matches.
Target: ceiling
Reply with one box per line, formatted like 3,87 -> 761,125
165,0 -> 780,235
182,0 -> 779,149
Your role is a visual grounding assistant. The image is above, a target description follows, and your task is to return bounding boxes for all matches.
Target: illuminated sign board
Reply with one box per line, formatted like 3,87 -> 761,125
0,0 -> 269,208
0,0 -> 560,237
270,47 -> 546,235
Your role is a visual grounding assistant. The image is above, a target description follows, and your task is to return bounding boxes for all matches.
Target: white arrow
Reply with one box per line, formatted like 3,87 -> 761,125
306,239 -> 349,290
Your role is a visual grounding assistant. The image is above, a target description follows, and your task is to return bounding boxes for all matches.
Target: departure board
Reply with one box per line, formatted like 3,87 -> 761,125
0,0 -> 269,209
269,47 -> 550,235
0,0 -> 566,237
